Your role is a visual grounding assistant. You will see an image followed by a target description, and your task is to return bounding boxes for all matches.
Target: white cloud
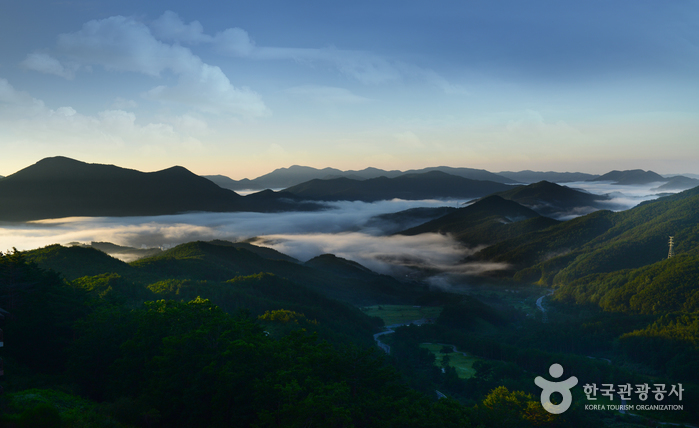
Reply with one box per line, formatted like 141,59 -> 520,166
286,85 -> 370,104
111,97 -> 138,109
21,53 -> 78,79
150,10 -> 212,44
393,131 -> 424,148
47,15 -> 268,117
0,77 -> 205,151
150,11 -> 462,91
213,28 -> 256,56
0,78 -> 46,116
144,63 -> 269,116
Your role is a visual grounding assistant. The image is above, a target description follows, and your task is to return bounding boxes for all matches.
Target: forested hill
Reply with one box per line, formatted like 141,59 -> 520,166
491,180 -> 610,217
399,195 -> 559,245
475,185 -> 699,312
0,157 -> 321,221
283,171 -> 514,202
25,240 -> 416,305
205,164 -> 514,190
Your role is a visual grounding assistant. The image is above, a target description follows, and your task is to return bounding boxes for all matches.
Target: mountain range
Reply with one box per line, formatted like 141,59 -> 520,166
0,157 -> 321,221
205,165 -> 516,190
281,171 -> 515,202
497,170 -> 599,183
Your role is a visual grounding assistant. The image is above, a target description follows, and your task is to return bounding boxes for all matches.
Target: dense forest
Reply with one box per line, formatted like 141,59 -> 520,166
1,234 -> 697,427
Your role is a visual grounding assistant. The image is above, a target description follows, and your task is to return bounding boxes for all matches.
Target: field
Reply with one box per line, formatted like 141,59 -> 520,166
362,305 -> 442,326
420,343 -> 481,379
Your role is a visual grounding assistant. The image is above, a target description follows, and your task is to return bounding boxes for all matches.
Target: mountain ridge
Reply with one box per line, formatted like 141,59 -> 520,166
0,156 -> 321,221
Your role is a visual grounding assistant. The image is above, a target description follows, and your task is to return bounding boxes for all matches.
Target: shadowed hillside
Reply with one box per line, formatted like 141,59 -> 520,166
284,171 -> 514,202
0,157 -> 321,221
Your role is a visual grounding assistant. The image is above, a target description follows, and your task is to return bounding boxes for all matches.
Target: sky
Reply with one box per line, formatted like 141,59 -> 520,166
1,0 -> 698,179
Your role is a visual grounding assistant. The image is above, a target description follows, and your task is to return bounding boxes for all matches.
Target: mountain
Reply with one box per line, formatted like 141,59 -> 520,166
0,157 -> 322,221
492,181 -> 610,218
283,171 -> 515,202
130,241 -> 414,304
364,206 -> 459,234
590,169 -> 666,185
474,186 -> 699,291
497,170 -> 599,183
400,195 -> 559,245
204,165 -> 346,190
205,165 -> 515,190
652,175 -> 699,191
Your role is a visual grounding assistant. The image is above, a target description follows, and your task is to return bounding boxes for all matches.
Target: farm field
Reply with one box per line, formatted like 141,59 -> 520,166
362,305 -> 442,325
420,343 -> 481,379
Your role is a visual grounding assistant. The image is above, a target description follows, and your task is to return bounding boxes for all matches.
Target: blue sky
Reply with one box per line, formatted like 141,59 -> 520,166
1,0 -> 698,178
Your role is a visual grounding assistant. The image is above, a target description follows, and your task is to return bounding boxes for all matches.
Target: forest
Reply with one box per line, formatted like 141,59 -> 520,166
1,231 -> 697,427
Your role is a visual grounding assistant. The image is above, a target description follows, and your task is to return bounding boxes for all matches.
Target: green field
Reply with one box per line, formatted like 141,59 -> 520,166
420,343 -> 480,379
362,305 -> 442,325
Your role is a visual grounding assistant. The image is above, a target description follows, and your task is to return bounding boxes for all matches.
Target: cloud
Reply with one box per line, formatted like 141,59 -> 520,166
111,97 -> 138,109
150,10 -> 212,44
0,78 -> 46,116
0,77 -> 206,151
21,53 -> 78,79
285,85 -> 370,104
28,15 -> 269,117
143,64 -> 269,116
149,11 -> 462,91
393,131 -> 424,148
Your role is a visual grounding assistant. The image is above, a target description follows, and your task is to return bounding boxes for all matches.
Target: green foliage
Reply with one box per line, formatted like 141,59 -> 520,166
0,249 -> 88,372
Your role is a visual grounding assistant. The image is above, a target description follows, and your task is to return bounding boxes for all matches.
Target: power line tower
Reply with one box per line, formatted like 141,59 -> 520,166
668,236 -> 675,259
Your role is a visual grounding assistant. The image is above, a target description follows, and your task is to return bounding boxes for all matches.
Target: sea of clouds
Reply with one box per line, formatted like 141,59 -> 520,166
0,182 -> 685,282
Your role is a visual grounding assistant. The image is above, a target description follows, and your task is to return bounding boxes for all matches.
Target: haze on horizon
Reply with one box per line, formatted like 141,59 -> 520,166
1,1 -> 698,178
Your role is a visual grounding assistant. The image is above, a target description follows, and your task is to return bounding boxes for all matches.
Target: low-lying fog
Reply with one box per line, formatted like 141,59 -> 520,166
0,182 -> 684,284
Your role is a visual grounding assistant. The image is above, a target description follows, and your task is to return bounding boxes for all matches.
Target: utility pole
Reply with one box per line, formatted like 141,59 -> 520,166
668,236 -> 675,259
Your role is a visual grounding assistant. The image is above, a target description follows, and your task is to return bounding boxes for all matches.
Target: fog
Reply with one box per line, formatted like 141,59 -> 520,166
0,182 -> 686,285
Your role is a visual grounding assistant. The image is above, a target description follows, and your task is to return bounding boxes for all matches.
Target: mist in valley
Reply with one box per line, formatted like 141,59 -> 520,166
0,181 -> 683,285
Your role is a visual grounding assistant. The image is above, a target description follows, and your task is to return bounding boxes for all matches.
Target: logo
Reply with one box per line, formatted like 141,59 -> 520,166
535,363 -> 578,414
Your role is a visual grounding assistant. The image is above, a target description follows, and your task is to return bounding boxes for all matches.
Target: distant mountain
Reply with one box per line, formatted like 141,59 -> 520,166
492,181 -> 610,218
364,206 -> 459,234
497,170 -> 599,183
0,157 -> 321,221
590,169 -> 666,185
400,195 -> 559,245
283,171 -> 515,202
652,175 -> 699,191
205,165 -> 515,190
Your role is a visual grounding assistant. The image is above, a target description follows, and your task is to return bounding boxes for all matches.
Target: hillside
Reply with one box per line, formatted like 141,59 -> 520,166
492,181 -> 610,218
131,241 -> 415,305
284,171 -> 514,202
497,170 -> 598,183
364,206 -> 459,234
0,157 -> 321,221
652,175 -> 699,191
473,186 -> 699,310
400,195 -> 559,245
590,169 -> 666,184
206,165 -> 514,190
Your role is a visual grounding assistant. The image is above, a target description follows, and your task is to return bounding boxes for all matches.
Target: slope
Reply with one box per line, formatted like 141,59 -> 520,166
399,195 -> 559,245
284,171 -> 514,202
0,157 -> 321,221
492,180 -> 610,218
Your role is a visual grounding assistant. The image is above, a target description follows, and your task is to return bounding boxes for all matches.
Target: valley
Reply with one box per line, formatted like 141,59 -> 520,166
1,158 -> 697,427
